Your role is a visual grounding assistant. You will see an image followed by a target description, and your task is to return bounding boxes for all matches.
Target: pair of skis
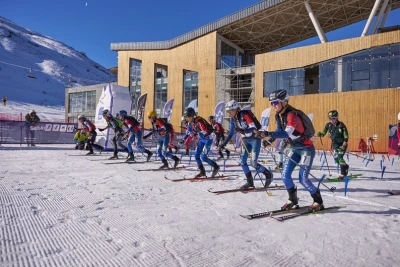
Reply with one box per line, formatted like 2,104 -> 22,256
208,184 -> 286,195
240,206 -> 345,221
164,174 -> 240,182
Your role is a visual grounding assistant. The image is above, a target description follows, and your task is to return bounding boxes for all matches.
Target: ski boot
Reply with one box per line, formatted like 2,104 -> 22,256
172,156 -> 180,168
168,148 -> 173,154
185,149 -> 189,156
263,168 -> 273,188
310,189 -> 324,211
338,164 -> 349,180
126,152 -> 135,162
145,150 -> 153,162
226,150 -> 230,160
195,165 -> 206,178
281,187 -> 299,211
109,154 -> 119,160
159,159 -> 169,169
211,163 -> 220,177
86,151 -> 94,155
240,172 -> 254,189
274,162 -> 283,170
174,147 -> 179,154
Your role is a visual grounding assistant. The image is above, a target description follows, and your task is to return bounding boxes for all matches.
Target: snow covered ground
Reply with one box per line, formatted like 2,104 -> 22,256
1,143 -> 399,267
0,100 -> 65,121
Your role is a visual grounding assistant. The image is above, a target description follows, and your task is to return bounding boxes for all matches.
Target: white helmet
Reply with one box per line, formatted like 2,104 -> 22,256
225,100 -> 239,111
78,114 -> 86,120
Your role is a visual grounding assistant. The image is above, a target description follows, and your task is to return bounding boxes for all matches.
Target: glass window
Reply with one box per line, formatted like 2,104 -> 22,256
154,64 -> 168,117
319,60 -> 336,93
263,68 -> 304,97
263,72 -> 276,98
129,59 -> 142,116
68,91 -> 96,114
183,70 -> 198,115
221,42 -> 236,68
390,44 -> 400,87
371,57 -> 389,89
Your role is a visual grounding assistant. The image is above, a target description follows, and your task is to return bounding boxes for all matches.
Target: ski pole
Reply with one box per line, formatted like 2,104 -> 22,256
238,135 -> 271,196
346,151 -> 374,161
319,136 -> 332,176
265,140 -> 336,193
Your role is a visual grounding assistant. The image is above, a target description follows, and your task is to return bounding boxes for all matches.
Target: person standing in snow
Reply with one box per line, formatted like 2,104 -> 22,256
118,110 -> 153,162
397,112 -> 400,149
208,115 -> 230,161
25,110 -> 40,146
181,108 -> 220,178
1,96 -> 6,106
143,110 -> 180,169
265,90 -> 323,211
220,100 -> 272,189
98,109 -> 129,160
77,114 -> 97,155
317,110 -> 349,179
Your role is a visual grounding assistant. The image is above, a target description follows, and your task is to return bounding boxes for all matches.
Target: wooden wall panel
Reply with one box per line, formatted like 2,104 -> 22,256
255,31 -> 400,153
117,32 -> 217,128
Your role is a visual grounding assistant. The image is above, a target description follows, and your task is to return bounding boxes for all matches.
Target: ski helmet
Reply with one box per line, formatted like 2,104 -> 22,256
225,100 -> 239,111
208,115 -> 215,121
328,110 -> 338,118
184,107 -> 196,118
78,114 -> 86,120
119,110 -> 128,117
147,110 -> 157,117
269,89 -> 289,102
102,109 -> 111,116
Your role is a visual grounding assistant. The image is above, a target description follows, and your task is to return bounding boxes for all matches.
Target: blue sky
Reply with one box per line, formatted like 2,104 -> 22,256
2,0 -> 400,68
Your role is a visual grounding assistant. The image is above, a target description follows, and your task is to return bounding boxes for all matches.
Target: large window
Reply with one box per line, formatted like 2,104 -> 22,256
129,59 -> 142,116
221,42 -> 236,68
263,68 -> 304,98
68,91 -> 96,114
154,64 -> 168,116
183,70 -> 198,115
263,43 -> 400,97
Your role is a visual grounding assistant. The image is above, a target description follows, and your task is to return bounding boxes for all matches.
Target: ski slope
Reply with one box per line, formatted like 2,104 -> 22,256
0,143 -> 399,266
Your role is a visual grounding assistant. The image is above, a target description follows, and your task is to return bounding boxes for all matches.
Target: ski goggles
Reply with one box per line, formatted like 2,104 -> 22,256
270,100 -> 280,106
329,117 -> 337,121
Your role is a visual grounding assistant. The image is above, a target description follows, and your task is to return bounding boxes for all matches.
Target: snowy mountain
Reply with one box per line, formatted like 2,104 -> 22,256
0,16 -> 116,107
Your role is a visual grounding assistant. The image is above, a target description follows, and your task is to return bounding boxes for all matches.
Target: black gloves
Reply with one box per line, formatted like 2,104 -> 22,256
235,127 -> 244,134
99,128 -> 104,132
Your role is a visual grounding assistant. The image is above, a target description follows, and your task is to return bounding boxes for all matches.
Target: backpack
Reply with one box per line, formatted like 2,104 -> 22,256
158,118 -> 173,133
289,107 -> 315,138
240,110 -> 262,130
195,116 -> 214,134
126,116 -> 140,127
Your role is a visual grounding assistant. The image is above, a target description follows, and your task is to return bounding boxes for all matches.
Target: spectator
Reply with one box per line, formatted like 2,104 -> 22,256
1,96 -> 6,106
73,129 -> 89,150
25,109 -> 40,146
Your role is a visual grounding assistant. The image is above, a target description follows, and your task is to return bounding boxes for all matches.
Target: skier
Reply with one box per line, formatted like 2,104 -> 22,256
143,110 -> 180,169
77,114 -> 97,155
98,109 -> 129,159
118,110 -> 153,162
317,110 -> 349,179
25,110 -> 40,146
167,124 -> 179,154
73,129 -> 89,150
219,100 -> 272,189
182,107 -> 220,178
208,116 -> 230,160
266,89 -> 323,211
397,112 -> 400,149
180,116 -> 197,155
1,96 -> 6,106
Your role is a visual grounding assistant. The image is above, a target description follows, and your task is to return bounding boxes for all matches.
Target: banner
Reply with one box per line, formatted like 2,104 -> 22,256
136,93 -> 148,127
163,98 -> 175,122
187,99 -> 198,112
260,108 -> 271,131
0,120 -> 76,144
214,102 -> 225,124
388,124 -> 400,155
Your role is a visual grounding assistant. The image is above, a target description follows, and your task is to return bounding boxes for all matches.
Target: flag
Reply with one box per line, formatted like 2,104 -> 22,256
188,99 -> 198,112
260,108 -> 271,131
214,102 -> 225,124
136,93 -> 148,127
163,98 -> 175,122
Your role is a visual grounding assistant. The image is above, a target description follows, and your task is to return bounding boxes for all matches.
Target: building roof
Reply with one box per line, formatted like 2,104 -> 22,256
111,0 -> 400,53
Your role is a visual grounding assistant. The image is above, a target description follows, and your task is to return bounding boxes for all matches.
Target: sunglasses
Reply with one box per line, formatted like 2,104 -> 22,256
270,100 -> 280,106
329,117 -> 337,120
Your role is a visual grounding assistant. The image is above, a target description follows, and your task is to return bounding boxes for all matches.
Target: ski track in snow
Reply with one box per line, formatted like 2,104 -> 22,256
0,144 -> 400,266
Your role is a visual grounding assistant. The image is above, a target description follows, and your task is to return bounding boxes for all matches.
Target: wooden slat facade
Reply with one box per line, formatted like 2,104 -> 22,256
255,31 -> 400,153
117,32 -> 217,129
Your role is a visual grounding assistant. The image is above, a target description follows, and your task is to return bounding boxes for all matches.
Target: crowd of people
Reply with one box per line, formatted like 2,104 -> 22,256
74,89 -> 377,211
